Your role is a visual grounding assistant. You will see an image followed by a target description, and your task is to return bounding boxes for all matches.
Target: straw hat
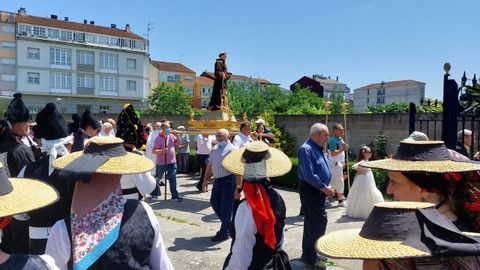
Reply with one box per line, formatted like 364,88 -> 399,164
362,140 -> 480,173
316,201 -> 480,259
53,136 -> 154,175
0,162 -> 58,217
222,141 -> 291,177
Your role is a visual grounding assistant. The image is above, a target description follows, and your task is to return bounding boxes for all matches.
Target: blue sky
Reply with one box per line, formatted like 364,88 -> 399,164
4,0 -> 480,99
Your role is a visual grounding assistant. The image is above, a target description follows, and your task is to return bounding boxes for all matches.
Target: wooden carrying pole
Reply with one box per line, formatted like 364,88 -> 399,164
342,99 -> 351,192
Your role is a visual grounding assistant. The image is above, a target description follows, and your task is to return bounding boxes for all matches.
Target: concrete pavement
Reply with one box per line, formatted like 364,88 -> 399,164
148,173 -> 365,269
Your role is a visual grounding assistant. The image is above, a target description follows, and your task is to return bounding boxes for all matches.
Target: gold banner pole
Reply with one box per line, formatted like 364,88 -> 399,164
324,99 -> 332,154
341,98 -> 351,192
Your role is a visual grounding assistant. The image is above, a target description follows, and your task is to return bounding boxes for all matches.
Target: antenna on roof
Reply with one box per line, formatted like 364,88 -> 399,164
145,22 -> 155,53
145,22 -> 155,41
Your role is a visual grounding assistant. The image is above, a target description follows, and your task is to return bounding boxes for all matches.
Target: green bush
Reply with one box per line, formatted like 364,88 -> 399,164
347,161 -> 390,196
271,157 -> 299,188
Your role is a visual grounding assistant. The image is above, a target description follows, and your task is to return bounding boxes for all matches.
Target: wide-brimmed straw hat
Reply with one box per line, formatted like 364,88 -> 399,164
222,141 -> 291,178
0,162 -> 58,217
316,201 -> 480,259
362,140 -> 480,173
53,136 -> 154,176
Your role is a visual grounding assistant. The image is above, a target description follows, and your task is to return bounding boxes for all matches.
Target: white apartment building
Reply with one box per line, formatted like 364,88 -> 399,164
14,8 -> 149,114
353,80 -> 426,113
312,74 -> 350,100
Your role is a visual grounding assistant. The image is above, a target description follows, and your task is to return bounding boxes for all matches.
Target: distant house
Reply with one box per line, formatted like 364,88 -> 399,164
289,76 -> 324,97
149,60 -> 197,106
195,76 -> 214,109
290,74 -> 350,99
353,80 -> 426,113
200,71 -> 277,90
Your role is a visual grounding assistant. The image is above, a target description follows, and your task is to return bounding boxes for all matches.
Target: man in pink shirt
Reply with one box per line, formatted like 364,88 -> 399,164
151,121 -> 182,201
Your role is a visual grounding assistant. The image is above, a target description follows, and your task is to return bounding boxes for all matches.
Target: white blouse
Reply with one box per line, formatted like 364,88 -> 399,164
120,172 -> 156,199
225,201 -> 284,270
45,201 -> 174,270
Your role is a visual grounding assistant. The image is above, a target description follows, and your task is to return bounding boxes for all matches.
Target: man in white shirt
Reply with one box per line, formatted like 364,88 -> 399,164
98,122 -> 113,137
232,121 -> 253,148
203,129 -> 237,242
195,132 -> 215,191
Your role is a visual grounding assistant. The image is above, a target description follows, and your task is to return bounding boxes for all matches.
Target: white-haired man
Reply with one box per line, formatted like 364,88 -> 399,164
298,123 -> 334,269
456,129 -> 473,158
203,128 -> 237,242
99,122 -> 113,137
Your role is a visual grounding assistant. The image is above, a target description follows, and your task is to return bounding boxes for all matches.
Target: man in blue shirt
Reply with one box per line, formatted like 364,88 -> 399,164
298,123 -> 334,269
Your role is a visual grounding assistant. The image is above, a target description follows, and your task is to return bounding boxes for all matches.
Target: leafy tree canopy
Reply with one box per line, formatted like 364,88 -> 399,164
147,83 -> 192,115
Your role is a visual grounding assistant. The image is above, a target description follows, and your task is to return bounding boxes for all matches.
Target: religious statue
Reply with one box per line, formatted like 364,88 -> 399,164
207,52 -> 231,111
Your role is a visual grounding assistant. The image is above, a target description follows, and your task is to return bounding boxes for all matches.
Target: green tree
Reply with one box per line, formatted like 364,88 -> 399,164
147,83 -> 192,115
286,87 -> 324,114
229,82 -> 290,115
328,88 -> 355,114
253,111 -> 296,156
367,102 -> 409,113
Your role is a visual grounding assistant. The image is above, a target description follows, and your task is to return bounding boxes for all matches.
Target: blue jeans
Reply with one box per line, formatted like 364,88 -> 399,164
210,174 -> 236,237
151,163 -> 179,198
299,180 -> 328,264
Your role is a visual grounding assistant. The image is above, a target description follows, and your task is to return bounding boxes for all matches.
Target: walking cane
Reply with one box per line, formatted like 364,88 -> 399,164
341,99 -> 351,192
164,135 -> 168,201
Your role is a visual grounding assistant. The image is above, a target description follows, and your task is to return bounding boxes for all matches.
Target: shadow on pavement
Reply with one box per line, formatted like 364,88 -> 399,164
285,215 -> 303,225
335,214 -> 363,224
201,213 -> 219,223
168,236 -> 225,252
149,197 -> 211,213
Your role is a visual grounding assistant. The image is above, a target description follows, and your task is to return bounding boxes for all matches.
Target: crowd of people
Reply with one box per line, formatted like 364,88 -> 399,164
2,92 -> 480,269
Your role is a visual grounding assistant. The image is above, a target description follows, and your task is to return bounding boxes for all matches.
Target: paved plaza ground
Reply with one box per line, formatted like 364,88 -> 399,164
147,173 -> 365,270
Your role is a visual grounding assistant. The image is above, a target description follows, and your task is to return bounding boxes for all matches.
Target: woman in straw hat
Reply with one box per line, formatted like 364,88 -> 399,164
45,137 -> 173,270
362,140 -> 480,231
0,162 -> 59,269
316,201 -> 480,270
222,141 -> 293,270
358,139 -> 480,269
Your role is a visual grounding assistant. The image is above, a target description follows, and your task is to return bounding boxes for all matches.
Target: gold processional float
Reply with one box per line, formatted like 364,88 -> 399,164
187,108 -> 246,135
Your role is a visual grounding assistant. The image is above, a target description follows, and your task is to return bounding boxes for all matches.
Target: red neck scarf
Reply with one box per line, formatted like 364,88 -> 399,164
243,181 -> 277,250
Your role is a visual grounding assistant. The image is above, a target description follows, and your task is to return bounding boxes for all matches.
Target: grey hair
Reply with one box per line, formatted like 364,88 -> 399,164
310,123 -> 328,136
457,129 -> 472,140
217,128 -> 229,136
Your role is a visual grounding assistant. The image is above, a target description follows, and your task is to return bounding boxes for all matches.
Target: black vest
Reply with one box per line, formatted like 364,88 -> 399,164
0,254 -> 49,270
66,199 -> 155,270
24,156 -> 75,228
225,181 -> 287,269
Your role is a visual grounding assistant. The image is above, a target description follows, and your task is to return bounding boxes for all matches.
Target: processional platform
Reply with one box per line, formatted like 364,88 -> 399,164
188,109 -> 243,135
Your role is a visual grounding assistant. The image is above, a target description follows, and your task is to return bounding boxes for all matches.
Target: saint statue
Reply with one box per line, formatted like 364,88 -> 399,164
207,52 -> 231,111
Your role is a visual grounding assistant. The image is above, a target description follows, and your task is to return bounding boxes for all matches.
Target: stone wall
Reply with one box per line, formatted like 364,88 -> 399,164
275,113 -> 412,156
61,112 -> 439,157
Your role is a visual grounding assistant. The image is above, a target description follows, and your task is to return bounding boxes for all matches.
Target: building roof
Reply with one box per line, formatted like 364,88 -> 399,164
16,14 -> 144,40
201,72 -> 272,85
196,76 -> 214,86
150,60 -> 195,74
356,80 -> 426,90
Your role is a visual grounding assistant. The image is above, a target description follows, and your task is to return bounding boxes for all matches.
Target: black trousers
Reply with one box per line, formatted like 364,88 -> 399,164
196,154 -> 209,188
299,180 -> 328,264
